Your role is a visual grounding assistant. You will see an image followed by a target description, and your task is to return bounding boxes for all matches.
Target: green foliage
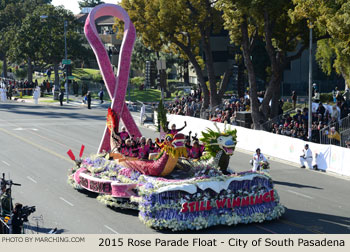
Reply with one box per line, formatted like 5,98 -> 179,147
118,0 -> 229,108
215,0 -> 325,125
173,90 -> 186,97
91,73 -> 102,82
7,4 -> 88,83
292,0 -> 350,86
130,76 -> 145,87
320,93 -> 334,103
157,99 -> 168,132
78,0 -> 104,9
316,39 -> 335,76
0,1 -> 52,68
14,67 -> 27,79
178,90 -> 185,97
282,102 -> 293,112
130,37 -> 157,74
127,89 -> 174,102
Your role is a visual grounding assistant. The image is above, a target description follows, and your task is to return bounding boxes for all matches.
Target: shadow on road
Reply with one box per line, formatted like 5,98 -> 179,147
279,207 -> 350,234
0,103 -> 106,121
77,189 -> 99,199
273,180 -> 323,190
107,206 -> 139,217
24,224 -> 65,234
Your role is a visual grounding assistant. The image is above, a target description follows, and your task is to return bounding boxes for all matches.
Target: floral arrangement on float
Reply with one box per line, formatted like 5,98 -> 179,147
66,3 -> 285,231
67,145 -> 285,231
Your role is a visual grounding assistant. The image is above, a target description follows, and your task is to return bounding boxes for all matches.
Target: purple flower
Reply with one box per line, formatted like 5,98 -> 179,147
144,183 -> 154,190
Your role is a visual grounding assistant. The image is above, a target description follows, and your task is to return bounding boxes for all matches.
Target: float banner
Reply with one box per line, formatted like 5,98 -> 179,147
181,190 -> 275,213
78,169 -> 137,197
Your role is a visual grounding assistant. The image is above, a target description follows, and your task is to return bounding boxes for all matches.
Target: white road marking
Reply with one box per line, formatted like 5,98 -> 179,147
254,224 -> 278,234
26,176 -> 37,184
2,161 -> 10,166
59,197 -> 74,207
287,190 -> 313,199
104,225 -> 119,234
318,219 -> 350,229
13,127 -> 38,131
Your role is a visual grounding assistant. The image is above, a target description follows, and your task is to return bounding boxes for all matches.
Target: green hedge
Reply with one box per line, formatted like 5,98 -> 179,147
320,93 -> 334,103
282,101 -> 293,112
131,76 -> 144,87
15,67 -> 27,79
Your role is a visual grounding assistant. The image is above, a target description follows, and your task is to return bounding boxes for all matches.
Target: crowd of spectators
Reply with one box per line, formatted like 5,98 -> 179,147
0,77 -> 44,97
270,107 -> 321,143
0,77 -> 84,99
166,89 -> 202,117
269,89 -> 350,147
166,89 -> 253,125
165,86 -> 350,148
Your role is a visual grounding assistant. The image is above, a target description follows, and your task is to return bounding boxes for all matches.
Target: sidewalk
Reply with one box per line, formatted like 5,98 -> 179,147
8,95 -> 111,109
4,95 -> 158,129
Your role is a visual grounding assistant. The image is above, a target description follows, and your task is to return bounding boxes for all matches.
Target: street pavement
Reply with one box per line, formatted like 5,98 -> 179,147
0,100 -> 349,234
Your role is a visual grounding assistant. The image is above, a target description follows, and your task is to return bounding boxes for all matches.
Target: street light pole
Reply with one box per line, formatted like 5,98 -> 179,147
64,20 -> 69,103
308,23 -> 313,141
156,59 -> 166,102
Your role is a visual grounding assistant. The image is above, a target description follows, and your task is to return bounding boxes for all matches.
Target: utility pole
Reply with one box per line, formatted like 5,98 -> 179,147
64,20 -> 69,103
308,22 -> 313,141
156,59 -> 166,102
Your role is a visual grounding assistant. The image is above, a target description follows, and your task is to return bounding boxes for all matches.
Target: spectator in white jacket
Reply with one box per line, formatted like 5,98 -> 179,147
331,105 -> 340,123
300,144 -> 313,169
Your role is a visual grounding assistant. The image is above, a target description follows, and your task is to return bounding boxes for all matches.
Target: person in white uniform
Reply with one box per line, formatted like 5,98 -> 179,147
140,103 -> 146,125
300,144 -> 313,169
0,86 -> 3,102
33,87 -> 40,105
3,86 -> 7,101
252,148 -> 268,172
0,86 -> 6,102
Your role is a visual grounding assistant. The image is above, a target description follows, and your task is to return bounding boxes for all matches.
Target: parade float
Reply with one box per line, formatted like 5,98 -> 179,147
67,3 -> 285,231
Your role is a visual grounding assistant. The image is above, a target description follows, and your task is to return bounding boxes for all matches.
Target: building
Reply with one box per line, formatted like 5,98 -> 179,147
283,45 -> 344,96
188,35 -> 344,96
187,30 -> 238,90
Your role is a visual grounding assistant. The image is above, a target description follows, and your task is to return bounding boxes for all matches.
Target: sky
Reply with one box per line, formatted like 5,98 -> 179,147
51,0 -> 120,14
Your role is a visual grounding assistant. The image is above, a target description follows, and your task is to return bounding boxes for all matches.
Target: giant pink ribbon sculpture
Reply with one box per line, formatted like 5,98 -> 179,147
85,4 -> 142,153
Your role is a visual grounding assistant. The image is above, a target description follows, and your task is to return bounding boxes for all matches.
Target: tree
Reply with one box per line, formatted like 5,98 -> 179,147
78,0 -> 105,10
292,0 -> 350,89
157,99 -> 168,132
130,37 -> 157,74
118,0 -> 234,114
130,37 -> 185,86
216,0 -> 327,129
9,4 -> 87,86
0,0 -> 51,78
